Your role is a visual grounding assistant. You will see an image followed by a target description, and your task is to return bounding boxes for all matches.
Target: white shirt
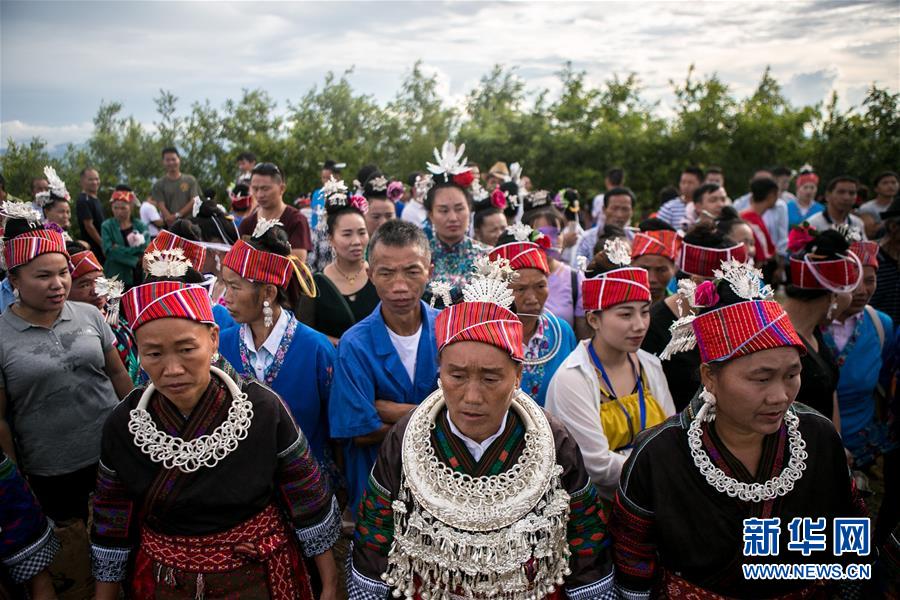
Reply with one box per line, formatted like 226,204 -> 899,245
446,411 -> 509,462
240,308 -> 290,381
387,324 -> 422,384
139,201 -> 162,237
830,312 -> 861,354
806,211 -> 868,240
401,201 -> 428,228
545,341 -> 676,499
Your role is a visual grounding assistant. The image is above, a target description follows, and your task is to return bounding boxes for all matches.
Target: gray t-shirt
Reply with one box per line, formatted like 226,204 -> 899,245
150,174 -> 201,214
0,301 -> 118,476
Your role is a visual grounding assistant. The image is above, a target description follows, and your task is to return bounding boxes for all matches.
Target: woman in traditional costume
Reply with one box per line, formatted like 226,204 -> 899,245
610,259 -> 868,598
348,256 -> 615,599
300,177 -> 379,343
67,244 -> 143,384
783,227 -> 860,422
90,267 -> 341,599
218,221 -> 336,473
488,223 -> 577,407
1,450 -> 59,599
546,238 -> 675,500
0,207 -> 131,523
422,141 -> 489,308
101,186 -> 149,288
642,223 -> 748,411
824,240 -> 895,467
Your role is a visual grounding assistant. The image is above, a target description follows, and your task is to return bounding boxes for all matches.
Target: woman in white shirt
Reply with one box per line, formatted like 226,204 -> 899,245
546,238 -> 675,499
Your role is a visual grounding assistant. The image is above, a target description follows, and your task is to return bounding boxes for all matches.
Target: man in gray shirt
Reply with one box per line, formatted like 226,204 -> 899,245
150,146 -> 201,226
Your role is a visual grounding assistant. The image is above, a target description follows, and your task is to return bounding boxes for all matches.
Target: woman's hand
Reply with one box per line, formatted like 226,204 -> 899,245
313,549 -> 340,600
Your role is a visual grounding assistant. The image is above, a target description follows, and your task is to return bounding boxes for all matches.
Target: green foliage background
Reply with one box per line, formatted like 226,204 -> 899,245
3,62 -> 897,216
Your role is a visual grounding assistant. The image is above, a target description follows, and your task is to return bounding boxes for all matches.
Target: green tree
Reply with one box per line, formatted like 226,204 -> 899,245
0,138 -> 54,200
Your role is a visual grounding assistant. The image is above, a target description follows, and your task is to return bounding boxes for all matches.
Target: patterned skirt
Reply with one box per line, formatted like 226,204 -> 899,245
131,505 -> 312,600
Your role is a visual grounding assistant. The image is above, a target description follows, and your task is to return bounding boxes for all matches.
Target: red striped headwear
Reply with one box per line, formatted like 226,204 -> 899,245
222,238 -> 292,287
434,256 -> 523,361
678,241 -> 748,278
631,230 -> 683,262
488,241 -> 549,274
145,230 -> 207,272
850,241 -> 879,269
692,300 -> 805,363
582,267 -> 651,311
70,250 -> 103,279
121,281 -> 215,331
3,229 -> 69,271
789,252 -> 862,293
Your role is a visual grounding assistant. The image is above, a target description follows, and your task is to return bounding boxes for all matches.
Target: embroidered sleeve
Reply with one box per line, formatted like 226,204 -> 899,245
565,570 -> 618,600
294,495 -> 341,557
275,428 -> 337,555
90,461 -> 137,582
351,444 -> 401,592
608,488 -> 657,595
346,543 -> 390,600
0,454 -> 60,583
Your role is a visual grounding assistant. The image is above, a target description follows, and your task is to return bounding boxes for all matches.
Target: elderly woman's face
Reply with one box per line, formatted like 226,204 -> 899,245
136,318 -> 219,406
440,341 -> 522,443
508,268 -> 548,319
701,346 -> 802,437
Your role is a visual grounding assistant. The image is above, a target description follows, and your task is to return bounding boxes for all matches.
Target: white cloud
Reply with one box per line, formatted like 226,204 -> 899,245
0,120 -> 94,148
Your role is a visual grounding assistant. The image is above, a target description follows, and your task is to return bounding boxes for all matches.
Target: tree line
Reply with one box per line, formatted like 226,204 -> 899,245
2,62 -> 897,214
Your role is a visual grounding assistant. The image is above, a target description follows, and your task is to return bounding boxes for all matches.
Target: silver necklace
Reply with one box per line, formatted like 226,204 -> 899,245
128,366 -> 254,473
688,408 -> 808,503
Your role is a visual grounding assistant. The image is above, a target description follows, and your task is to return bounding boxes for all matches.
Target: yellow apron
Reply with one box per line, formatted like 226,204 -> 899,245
598,369 -> 667,451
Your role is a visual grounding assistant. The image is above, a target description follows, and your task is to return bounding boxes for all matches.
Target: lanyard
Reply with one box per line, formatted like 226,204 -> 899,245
588,342 -> 646,432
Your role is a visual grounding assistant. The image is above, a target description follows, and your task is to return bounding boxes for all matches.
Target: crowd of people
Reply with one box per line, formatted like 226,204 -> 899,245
0,142 -> 898,599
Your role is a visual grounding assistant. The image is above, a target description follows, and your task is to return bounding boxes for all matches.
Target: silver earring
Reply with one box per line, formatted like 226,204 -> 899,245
263,300 -> 274,328
698,386 -> 717,422
826,299 -> 838,321
12,288 -> 19,300
211,351 -> 220,364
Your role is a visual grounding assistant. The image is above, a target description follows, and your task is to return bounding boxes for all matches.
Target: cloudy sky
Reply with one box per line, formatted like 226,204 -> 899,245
1,1 -> 897,149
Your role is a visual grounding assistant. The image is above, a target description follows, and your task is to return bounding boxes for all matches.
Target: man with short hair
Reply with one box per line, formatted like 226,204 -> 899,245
772,166 -> 797,202
590,167 -> 624,228
858,171 -> 899,239
657,166 -> 703,230
75,167 -> 106,259
807,176 -> 867,237
577,186 -> 635,264
238,162 -> 313,261
329,219 -> 440,513
704,166 -> 725,188
734,168 -> 790,274
149,147 -> 201,225
740,177 -> 780,279
690,183 -> 728,225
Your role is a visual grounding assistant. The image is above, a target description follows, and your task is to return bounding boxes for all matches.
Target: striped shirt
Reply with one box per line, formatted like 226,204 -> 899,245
657,197 -> 690,230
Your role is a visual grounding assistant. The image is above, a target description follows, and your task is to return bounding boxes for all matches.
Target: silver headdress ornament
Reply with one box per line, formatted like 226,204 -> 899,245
507,222 -> 534,242
428,280 -> 453,308
712,258 -> 773,301
833,223 -> 863,244
322,176 -> 349,205
413,174 -> 434,202
798,163 -> 815,173
94,276 -> 125,325
470,179 -> 489,202
252,218 -> 283,239
0,201 -> 43,222
575,255 -> 588,273
145,248 -> 191,278
367,175 -> 388,192
33,165 -> 70,207
660,259 -> 772,360
604,237 -> 632,267
191,196 -> 203,218
426,141 -> 470,176
528,189 -> 550,207
463,255 -> 517,309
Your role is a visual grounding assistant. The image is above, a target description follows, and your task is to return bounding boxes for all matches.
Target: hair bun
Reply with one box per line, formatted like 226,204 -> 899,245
804,229 -> 849,258
250,224 -> 291,257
